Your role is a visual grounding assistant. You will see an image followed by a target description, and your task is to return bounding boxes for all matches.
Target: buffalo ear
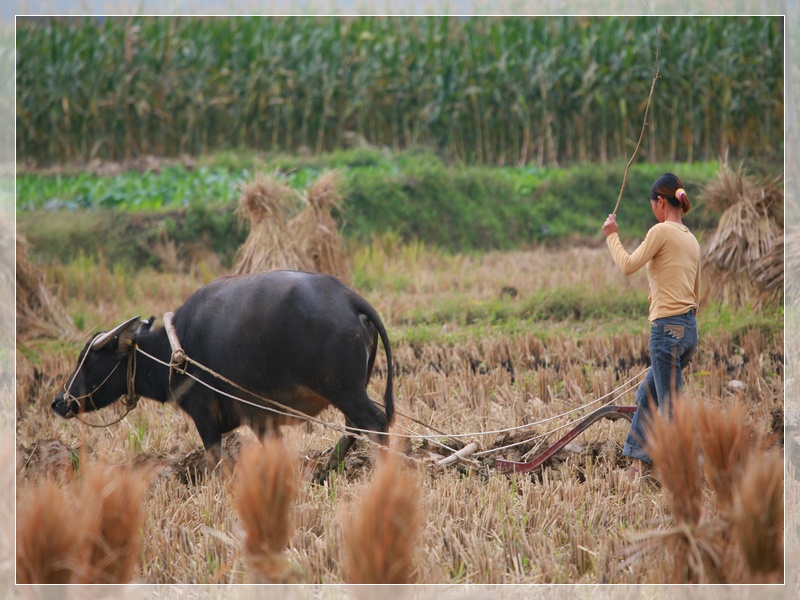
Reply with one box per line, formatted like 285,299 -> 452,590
119,317 -> 156,353
119,317 -> 155,354
90,316 -> 143,351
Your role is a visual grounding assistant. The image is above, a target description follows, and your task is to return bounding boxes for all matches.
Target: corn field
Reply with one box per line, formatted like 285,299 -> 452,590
16,16 -> 783,166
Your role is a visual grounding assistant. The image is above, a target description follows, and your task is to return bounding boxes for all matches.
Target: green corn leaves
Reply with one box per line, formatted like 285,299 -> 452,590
16,16 -> 782,166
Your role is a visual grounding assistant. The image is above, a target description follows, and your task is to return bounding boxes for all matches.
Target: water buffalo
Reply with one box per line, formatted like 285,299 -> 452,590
51,270 -> 394,478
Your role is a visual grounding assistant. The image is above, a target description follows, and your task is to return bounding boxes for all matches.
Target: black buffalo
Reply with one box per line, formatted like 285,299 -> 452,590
51,270 -> 394,477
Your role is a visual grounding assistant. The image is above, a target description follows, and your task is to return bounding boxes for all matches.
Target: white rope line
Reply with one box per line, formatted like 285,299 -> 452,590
401,367 -> 649,440
392,420 -> 460,455
135,346 -> 365,439
135,344 -> 647,451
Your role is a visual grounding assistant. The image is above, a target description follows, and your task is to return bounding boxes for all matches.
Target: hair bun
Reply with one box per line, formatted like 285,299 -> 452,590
674,187 -> 690,213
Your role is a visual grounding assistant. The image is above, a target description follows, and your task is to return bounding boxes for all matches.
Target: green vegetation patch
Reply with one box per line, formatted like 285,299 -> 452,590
401,286 -> 649,327
17,149 -> 722,266
16,166 -> 247,211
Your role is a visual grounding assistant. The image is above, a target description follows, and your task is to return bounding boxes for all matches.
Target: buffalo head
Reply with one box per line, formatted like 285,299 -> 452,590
51,316 -> 153,418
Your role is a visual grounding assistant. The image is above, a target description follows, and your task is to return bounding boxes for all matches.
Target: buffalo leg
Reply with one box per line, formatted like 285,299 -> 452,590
325,432 -> 357,472
314,417 -> 357,485
252,418 -> 282,441
315,391 -> 389,483
182,397 -> 225,471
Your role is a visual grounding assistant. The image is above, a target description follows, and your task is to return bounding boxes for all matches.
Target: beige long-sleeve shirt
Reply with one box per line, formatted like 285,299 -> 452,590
606,221 -> 701,323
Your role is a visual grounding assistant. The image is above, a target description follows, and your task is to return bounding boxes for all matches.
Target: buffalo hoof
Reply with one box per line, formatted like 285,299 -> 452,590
310,457 -> 345,485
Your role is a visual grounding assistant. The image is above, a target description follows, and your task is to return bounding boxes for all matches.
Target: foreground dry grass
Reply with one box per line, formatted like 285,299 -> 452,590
15,243 -> 786,587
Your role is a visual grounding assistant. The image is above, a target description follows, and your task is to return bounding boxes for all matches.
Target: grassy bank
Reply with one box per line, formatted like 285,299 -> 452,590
17,149 -> 722,266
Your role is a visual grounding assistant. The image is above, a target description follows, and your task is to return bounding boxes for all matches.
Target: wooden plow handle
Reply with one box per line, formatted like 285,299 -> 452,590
494,405 -> 636,475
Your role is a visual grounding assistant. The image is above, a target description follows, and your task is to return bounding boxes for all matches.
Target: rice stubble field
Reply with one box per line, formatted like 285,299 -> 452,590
14,239 -> 788,590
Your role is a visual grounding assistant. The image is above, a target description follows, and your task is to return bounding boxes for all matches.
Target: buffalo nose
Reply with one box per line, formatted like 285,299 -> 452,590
51,394 -> 67,414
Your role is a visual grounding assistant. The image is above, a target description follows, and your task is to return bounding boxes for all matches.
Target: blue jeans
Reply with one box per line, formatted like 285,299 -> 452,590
622,310 -> 698,464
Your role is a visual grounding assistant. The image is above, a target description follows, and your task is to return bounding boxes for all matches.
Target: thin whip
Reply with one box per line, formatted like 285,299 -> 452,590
613,18 -> 660,216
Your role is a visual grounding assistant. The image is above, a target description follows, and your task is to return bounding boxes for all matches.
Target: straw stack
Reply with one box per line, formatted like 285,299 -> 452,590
232,175 -> 309,275
289,170 -> 350,284
701,163 -> 783,308
232,171 -> 350,283
15,233 -> 76,341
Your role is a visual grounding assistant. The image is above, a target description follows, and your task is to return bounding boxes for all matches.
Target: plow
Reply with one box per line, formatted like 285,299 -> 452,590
492,404 -> 636,474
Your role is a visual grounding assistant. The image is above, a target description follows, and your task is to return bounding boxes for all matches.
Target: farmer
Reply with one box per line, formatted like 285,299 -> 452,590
601,173 -> 701,478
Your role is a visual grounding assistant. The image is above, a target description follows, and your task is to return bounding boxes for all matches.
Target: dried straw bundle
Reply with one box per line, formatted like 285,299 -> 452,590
731,450 -> 783,581
644,399 -> 703,526
288,170 -> 350,284
232,175 -> 311,275
231,439 -> 299,583
695,400 -> 753,510
77,461 -> 152,584
701,163 -> 783,307
343,452 -> 420,590
15,234 -> 76,341
16,479 -> 90,584
16,460 -> 150,584
233,171 -> 350,283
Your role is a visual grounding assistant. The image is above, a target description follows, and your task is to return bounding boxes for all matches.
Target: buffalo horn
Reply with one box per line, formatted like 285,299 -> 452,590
91,316 -> 143,350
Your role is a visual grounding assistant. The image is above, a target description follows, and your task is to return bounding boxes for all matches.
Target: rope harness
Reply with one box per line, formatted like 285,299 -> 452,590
163,311 -> 187,386
71,313 -> 649,458
61,333 -> 140,428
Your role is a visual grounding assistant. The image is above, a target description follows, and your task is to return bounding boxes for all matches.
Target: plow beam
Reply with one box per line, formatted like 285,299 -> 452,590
494,405 -> 636,475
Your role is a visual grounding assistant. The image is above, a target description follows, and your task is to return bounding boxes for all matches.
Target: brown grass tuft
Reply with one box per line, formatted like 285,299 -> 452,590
78,461 -> 152,583
632,400 -> 723,583
16,479 -> 90,584
231,439 -> 299,583
732,450 -> 784,581
343,451 -> 421,589
631,398 -> 785,584
644,399 -> 703,526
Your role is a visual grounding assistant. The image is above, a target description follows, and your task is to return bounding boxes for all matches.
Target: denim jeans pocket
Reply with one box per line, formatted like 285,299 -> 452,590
651,316 -> 698,361
663,324 -> 685,339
